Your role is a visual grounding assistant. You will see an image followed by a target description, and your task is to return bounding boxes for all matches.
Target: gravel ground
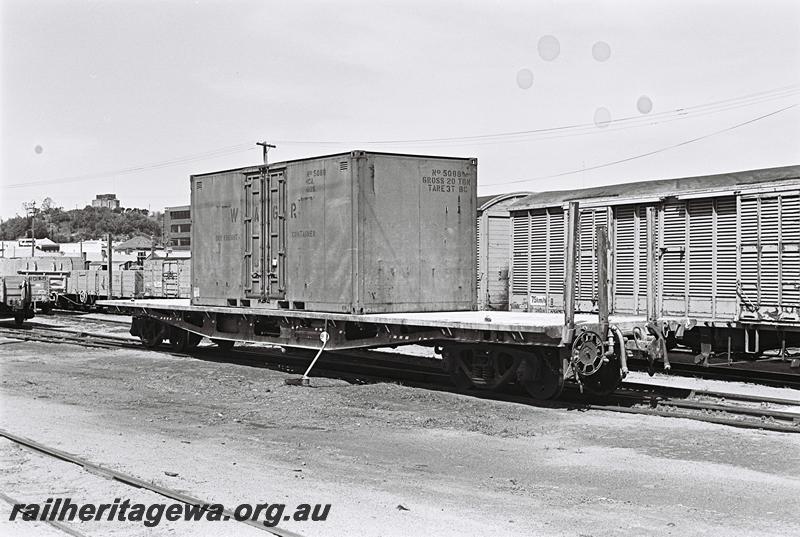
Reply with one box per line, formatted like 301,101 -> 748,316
1,338 -> 799,536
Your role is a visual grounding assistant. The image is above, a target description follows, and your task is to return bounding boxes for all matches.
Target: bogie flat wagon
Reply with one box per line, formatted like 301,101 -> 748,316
102,151 -> 664,399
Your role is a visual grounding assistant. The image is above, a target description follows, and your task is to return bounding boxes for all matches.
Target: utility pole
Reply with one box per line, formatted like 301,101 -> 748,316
107,233 -> 113,299
256,141 -> 276,166
22,201 -> 38,256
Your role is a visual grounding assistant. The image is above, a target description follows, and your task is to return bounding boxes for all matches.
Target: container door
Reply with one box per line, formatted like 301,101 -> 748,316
243,172 -> 267,299
162,261 -> 179,297
266,170 -> 286,300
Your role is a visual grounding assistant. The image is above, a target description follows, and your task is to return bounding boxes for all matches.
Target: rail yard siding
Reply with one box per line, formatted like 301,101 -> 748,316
191,151 -> 477,314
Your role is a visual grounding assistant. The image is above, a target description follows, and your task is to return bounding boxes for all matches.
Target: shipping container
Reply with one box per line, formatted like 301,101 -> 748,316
476,193 -> 531,310
191,151 -> 477,313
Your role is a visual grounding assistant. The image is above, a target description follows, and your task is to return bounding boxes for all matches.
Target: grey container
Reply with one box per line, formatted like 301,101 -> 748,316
191,151 -> 477,313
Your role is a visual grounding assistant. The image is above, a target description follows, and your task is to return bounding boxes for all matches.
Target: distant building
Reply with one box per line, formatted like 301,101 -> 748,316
92,194 -> 120,209
1,237 -> 60,257
164,205 -> 191,250
114,235 -> 155,264
114,235 -> 153,253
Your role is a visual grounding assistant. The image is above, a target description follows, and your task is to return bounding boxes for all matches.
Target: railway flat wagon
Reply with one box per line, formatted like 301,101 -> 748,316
102,150 -> 667,400
0,275 -> 34,325
476,192 -> 531,311
509,165 -> 800,363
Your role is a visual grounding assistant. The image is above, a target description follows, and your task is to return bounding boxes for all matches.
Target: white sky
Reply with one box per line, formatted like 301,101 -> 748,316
2,0 -> 799,219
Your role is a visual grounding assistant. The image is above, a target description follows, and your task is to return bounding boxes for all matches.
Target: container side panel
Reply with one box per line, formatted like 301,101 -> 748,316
191,172 -> 245,305
359,154 -> 476,313
285,157 -> 353,311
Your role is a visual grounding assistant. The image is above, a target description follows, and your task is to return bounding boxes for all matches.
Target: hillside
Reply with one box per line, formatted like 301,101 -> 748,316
0,204 -> 163,243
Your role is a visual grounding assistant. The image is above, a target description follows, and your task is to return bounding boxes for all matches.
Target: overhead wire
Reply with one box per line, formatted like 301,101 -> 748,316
3,83 -> 798,190
4,143 -> 257,189
272,83 -> 800,145
479,103 -> 799,189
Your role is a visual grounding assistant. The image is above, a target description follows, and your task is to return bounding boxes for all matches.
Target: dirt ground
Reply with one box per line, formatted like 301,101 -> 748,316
1,335 -> 799,536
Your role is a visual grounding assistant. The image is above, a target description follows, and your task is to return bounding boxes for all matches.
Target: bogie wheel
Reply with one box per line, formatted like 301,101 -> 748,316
185,331 -> 202,350
14,314 -> 25,327
139,319 -> 165,348
211,338 -> 235,350
442,348 -> 476,392
581,361 -> 622,396
516,349 -> 564,400
169,327 -> 202,352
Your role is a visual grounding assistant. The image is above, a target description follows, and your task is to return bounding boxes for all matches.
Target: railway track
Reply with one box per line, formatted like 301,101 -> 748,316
586,383 -> 800,433
0,429 -> 301,537
632,357 -> 800,389
1,321 -> 798,434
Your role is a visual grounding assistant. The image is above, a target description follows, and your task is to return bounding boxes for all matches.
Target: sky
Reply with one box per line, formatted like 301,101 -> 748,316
2,0 -> 799,219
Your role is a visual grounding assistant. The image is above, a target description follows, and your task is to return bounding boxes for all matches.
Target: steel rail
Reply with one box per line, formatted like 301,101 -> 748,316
2,323 -> 798,433
0,429 -> 302,537
0,491 -> 88,537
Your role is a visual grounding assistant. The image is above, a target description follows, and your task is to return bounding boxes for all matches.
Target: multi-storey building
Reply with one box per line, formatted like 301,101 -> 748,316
163,205 -> 191,250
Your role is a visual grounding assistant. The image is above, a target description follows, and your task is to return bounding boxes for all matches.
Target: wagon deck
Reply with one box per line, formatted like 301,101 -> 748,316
99,298 -> 645,349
